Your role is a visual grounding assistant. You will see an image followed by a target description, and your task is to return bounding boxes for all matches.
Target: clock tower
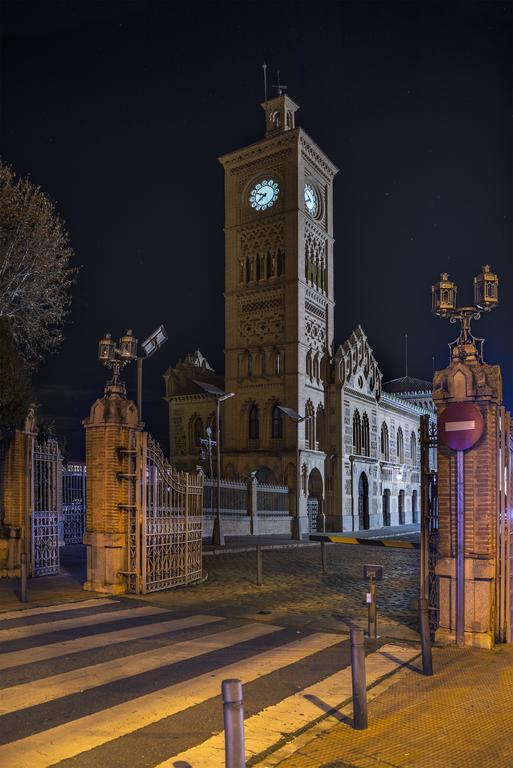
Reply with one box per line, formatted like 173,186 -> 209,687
218,91 -> 338,536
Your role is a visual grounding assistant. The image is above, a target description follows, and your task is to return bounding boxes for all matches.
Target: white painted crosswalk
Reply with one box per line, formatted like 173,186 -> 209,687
0,598 -> 420,768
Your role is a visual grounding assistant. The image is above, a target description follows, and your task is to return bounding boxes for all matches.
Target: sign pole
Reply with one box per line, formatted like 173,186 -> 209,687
456,449 -> 465,646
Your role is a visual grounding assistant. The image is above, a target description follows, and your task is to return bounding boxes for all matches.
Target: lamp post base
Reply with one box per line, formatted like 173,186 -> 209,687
212,514 -> 225,547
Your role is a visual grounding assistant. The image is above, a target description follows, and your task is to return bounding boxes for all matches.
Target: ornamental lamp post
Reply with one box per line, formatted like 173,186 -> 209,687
277,405 -> 310,540
192,380 -> 235,546
431,265 -> 499,364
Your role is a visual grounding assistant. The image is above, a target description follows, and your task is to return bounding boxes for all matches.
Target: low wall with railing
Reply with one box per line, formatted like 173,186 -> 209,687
202,477 -> 291,538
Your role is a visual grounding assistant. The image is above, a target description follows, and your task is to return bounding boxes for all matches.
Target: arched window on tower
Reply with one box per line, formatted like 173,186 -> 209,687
306,350 -> 312,379
247,352 -> 253,378
316,403 -> 325,451
313,353 -> 319,381
249,404 -> 260,441
353,410 -> 362,455
410,431 -> 417,464
381,422 -> 390,461
362,412 -> 370,457
305,400 -> 315,449
397,427 -> 404,464
271,403 -> 283,440
275,350 -> 282,376
193,417 -> 203,447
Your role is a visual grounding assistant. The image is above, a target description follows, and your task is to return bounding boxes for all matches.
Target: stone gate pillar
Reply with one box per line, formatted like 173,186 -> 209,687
83,390 -> 140,594
433,354 -> 502,648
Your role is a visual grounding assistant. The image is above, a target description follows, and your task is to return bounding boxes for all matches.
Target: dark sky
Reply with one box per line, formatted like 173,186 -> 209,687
1,0 -> 511,458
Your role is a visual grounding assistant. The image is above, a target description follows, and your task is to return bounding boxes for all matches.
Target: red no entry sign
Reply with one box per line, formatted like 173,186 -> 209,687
438,402 -> 484,451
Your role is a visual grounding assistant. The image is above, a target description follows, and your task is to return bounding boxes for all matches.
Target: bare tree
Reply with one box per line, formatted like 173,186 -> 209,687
0,162 -> 75,367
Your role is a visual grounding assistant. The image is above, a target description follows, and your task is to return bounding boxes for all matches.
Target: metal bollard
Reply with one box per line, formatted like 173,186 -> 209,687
419,597 -> 433,676
350,628 -> 368,730
256,545 -> 263,586
366,578 -> 377,638
222,678 -> 246,768
321,541 -> 327,573
20,552 -> 28,604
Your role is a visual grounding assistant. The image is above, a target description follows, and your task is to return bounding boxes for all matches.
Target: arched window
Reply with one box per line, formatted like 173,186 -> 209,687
353,410 -> 362,455
260,351 -> 266,375
305,400 -> 315,449
316,404 -> 325,451
362,412 -> 370,457
398,489 -> 405,524
271,403 -> 283,439
410,432 -> 417,464
275,350 -> 282,376
306,350 -> 312,379
381,422 -> 390,461
313,354 -> 319,381
247,352 -> 253,377
249,404 -> 259,440
193,417 -> 203,447
397,427 -> 404,464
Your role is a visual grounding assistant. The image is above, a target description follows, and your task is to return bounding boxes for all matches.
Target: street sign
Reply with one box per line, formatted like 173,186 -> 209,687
438,402 -> 484,451
363,564 -> 383,581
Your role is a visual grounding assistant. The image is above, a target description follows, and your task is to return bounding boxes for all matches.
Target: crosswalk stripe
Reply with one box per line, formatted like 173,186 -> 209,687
0,605 -> 168,643
0,621 -> 281,715
0,599 -> 117,622
161,643 -> 420,768
0,632 -> 341,767
0,613 -> 222,671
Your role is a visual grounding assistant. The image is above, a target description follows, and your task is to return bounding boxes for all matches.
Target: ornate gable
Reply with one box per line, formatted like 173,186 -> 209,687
333,325 -> 382,399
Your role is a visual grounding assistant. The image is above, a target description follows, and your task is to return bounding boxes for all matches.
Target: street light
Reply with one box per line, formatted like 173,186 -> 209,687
432,265 -> 499,363
137,325 -> 168,420
277,405 -> 308,540
192,380 -> 235,546
98,325 -> 167,417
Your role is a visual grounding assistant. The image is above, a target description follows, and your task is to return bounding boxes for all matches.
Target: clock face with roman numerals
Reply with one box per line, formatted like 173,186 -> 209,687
249,179 -> 279,211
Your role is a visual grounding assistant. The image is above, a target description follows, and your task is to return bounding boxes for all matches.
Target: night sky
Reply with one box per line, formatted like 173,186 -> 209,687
1,0 -> 511,458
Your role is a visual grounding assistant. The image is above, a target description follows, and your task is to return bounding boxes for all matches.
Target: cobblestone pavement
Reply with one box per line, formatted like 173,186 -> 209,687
269,644 -> 513,768
137,543 -> 420,639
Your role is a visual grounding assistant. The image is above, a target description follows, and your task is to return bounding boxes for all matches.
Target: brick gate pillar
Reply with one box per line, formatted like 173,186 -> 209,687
433,355 -> 502,648
83,391 -> 141,594
0,408 -> 36,577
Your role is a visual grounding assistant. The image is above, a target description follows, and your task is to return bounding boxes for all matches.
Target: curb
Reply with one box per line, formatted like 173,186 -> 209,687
310,534 -> 420,550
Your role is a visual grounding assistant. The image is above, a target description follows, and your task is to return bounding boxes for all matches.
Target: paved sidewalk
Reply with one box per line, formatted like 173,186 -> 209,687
264,644 -> 513,768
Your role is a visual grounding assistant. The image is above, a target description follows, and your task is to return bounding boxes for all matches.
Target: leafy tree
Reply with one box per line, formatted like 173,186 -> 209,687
0,162 -> 76,368
0,318 -> 31,431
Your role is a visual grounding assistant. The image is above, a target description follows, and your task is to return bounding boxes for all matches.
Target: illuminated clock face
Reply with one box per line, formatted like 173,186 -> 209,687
249,179 -> 279,211
304,183 -> 318,215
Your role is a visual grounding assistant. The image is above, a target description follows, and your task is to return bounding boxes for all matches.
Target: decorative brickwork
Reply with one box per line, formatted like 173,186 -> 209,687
434,358 -> 505,648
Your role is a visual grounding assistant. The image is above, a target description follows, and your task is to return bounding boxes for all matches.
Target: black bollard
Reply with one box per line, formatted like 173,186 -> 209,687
367,578 -> 378,638
256,545 -> 263,586
20,552 -> 28,604
222,678 -> 246,768
419,597 -> 433,676
321,541 -> 327,573
350,628 -> 368,729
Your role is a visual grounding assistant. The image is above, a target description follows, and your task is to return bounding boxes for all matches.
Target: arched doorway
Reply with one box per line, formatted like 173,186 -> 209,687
398,489 -> 405,524
382,489 -> 391,527
358,472 -> 369,530
307,468 -> 323,533
412,490 -> 418,524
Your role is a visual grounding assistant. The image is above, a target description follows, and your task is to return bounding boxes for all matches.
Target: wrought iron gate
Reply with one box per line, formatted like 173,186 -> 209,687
420,415 -> 438,635
496,407 -> 513,643
62,462 -> 86,545
127,432 -> 203,594
307,497 -> 319,533
32,439 -> 62,576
